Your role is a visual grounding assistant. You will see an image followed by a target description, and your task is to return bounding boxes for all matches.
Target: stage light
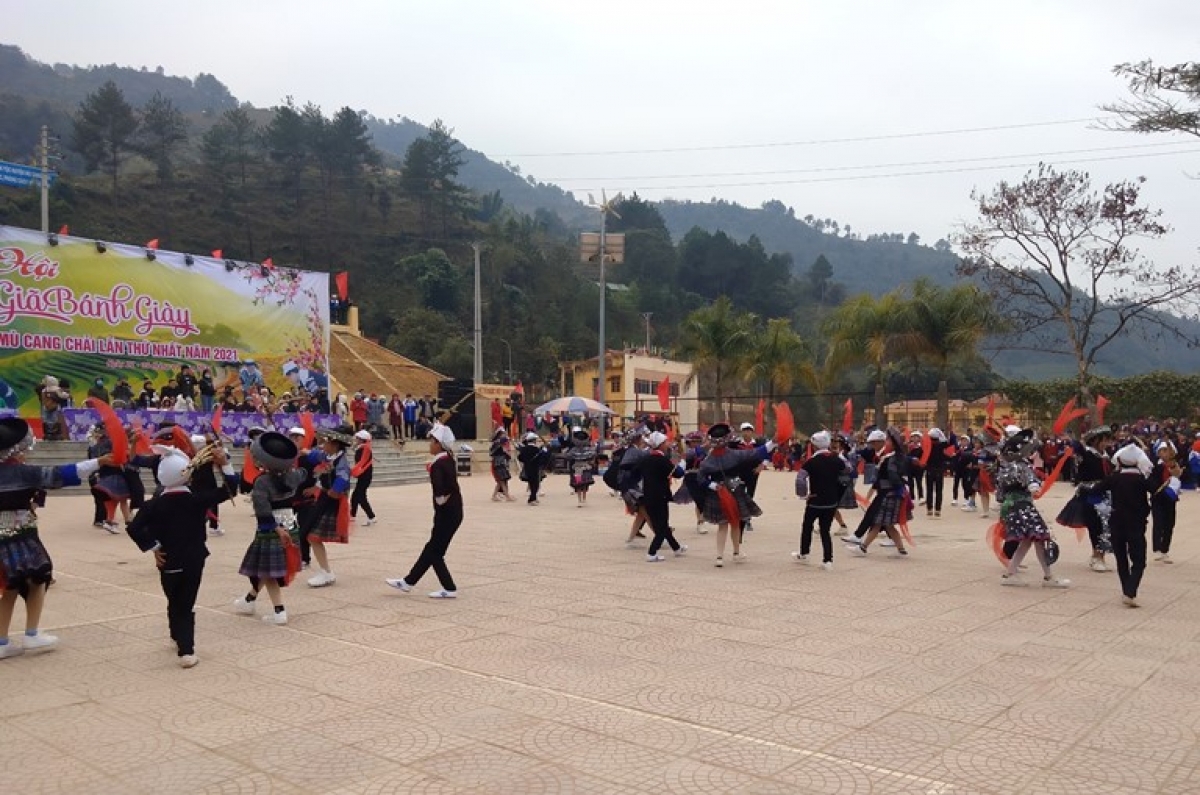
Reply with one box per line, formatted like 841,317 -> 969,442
47,233 -> 58,247
94,241 -> 107,254
184,254 -> 194,266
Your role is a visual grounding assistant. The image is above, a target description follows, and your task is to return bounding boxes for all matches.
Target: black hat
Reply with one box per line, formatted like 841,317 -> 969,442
1001,428 -> 1037,458
317,423 -> 356,447
1083,425 -> 1112,443
251,431 -> 298,472
707,423 -> 732,440
0,417 -> 34,461
571,428 -> 590,442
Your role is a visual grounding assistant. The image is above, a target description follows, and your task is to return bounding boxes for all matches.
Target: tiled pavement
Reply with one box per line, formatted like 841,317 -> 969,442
4,469 -> 1199,794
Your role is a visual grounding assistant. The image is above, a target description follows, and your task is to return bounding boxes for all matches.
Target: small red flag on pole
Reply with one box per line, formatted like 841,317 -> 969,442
334,271 -> 349,301
841,398 -> 853,435
262,257 -> 274,269
211,249 -> 223,259
58,224 -> 69,235
145,239 -> 159,250
656,377 -> 670,411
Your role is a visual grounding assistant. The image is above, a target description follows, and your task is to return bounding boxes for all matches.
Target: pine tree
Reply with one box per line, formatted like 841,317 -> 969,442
71,80 -> 139,196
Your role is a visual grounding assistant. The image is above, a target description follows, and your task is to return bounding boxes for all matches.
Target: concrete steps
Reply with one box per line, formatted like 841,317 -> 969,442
24,441 -> 488,489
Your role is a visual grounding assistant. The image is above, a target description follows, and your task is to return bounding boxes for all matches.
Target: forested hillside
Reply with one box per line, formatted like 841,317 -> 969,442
1,43 -> 1197,386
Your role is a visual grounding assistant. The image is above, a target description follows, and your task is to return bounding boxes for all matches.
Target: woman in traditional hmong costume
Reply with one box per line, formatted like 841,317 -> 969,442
565,427 -> 597,506
853,428 -> 911,557
489,428 -> 516,502
303,425 -> 355,587
0,418 -> 108,658
233,431 -> 307,625
675,432 -> 709,534
832,434 -> 859,533
698,423 -> 771,567
1057,426 -> 1114,572
993,429 -> 1071,588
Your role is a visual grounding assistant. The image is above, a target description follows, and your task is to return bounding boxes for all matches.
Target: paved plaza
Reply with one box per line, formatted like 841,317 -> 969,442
4,468 -> 1199,794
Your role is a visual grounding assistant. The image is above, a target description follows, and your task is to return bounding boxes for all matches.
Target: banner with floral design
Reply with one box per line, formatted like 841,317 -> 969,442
61,408 -> 342,445
0,225 -> 329,415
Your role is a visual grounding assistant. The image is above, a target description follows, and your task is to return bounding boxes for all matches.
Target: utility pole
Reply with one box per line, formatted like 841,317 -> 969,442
471,243 -> 482,385
598,208 -> 607,419
641,312 -> 653,352
39,125 -> 49,234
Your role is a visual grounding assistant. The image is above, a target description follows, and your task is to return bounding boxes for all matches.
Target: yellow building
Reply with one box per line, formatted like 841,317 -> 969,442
558,350 -> 699,432
869,393 -> 1022,433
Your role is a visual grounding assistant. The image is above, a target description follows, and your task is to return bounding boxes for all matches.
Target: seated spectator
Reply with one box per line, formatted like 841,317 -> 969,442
42,391 -> 67,440
112,377 -> 134,404
138,381 -> 158,409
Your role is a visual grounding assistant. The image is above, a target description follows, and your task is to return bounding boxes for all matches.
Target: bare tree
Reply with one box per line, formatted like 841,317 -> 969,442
1102,59 -> 1199,138
956,163 -> 1200,403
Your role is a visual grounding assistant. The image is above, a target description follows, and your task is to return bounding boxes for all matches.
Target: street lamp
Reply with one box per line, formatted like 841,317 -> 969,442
581,191 -> 625,436
497,337 -> 514,384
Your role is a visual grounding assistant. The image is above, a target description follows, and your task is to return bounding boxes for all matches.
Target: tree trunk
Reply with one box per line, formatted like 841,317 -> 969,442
874,382 -> 886,429
937,379 -> 949,431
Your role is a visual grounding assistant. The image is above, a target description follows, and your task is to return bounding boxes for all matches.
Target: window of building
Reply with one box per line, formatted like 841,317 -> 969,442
564,372 -> 574,394
609,376 -> 621,393
634,378 -> 680,397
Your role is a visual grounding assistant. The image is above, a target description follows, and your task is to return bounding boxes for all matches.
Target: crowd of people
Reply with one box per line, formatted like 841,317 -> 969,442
1,396 -> 1185,667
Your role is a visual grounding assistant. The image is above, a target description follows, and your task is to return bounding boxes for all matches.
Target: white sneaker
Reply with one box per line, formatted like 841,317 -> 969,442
1161,553 -> 1173,564
842,535 -> 861,544
0,641 -> 24,660
207,526 -> 225,537
384,578 -> 412,592
1042,577 -> 1071,589
646,554 -> 665,562
1089,559 -> 1110,573
1122,596 -> 1140,608
950,499 -> 958,506
1000,574 -> 1028,587
880,538 -> 896,548
21,632 -> 58,653
821,561 -> 833,571
674,545 -> 688,557
714,556 -> 724,568
232,596 -> 257,615
733,552 -> 747,563
101,521 -> 120,534
178,654 -> 199,668
696,523 -> 708,535
307,570 -> 336,588
361,517 -> 377,526
962,504 -> 976,513
791,552 -> 808,563
428,590 -> 457,599
262,610 -> 288,625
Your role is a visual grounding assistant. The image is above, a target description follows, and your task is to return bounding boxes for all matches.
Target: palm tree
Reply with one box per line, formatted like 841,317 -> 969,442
743,318 -> 808,409
906,278 -> 1000,428
679,297 -> 756,423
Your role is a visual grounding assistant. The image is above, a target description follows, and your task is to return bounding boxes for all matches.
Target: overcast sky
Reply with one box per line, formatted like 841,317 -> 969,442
6,1 -> 1199,268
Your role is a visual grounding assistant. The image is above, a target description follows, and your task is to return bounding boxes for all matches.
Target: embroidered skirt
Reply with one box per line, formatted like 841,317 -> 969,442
0,511 -> 53,593
239,509 -> 300,580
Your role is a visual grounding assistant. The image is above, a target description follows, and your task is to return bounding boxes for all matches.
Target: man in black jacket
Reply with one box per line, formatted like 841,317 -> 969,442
793,430 -> 847,569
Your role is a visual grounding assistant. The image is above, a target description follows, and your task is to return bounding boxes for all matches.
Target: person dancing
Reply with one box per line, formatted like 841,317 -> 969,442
698,423 -> 772,567
992,429 -> 1071,589
350,429 -> 377,526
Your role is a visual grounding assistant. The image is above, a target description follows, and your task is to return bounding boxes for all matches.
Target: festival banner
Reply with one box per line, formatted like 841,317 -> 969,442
0,225 -> 330,415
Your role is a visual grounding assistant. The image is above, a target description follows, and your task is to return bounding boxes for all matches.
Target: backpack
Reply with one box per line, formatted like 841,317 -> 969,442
602,447 -> 626,490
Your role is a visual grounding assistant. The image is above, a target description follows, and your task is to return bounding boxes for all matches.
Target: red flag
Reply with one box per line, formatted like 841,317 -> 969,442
211,249 -> 223,259
86,398 -> 128,465
985,395 -> 996,426
919,433 -> 932,467
515,380 -> 525,396
300,412 -> 316,450
754,399 -> 765,434
146,239 -> 159,250
773,402 -> 794,445
211,405 -> 223,435
351,441 -> 373,477
58,224 -> 69,236
841,398 -> 853,435
334,271 -> 349,301
657,377 -> 670,411
262,257 -> 274,269
1095,394 -> 1110,425
1052,397 -> 1089,437
1036,448 -> 1073,498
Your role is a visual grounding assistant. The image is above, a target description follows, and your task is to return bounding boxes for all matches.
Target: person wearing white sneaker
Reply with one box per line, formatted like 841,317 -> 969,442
857,428 -> 910,558
0,417 -> 111,662
124,443 -> 238,669
300,425 -> 356,588
992,428 -> 1071,591
389,424 -> 463,599
1083,442 -> 1157,609
638,432 -> 687,562
236,432 -> 309,625
795,431 -> 845,570
1058,426 -> 1116,574
1150,441 -> 1181,566
698,424 -> 774,569
349,430 -> 378,528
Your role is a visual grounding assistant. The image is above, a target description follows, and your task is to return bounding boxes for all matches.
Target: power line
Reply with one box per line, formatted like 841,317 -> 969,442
542,141 -> 1198,183
498,117 -> 1113,158
556,147 -> 1200,193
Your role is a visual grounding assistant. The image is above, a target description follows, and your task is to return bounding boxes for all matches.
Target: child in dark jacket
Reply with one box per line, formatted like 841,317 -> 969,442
126,445 -> 238,668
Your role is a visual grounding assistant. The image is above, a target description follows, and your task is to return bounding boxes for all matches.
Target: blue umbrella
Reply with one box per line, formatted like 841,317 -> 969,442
532,396 -> 615,416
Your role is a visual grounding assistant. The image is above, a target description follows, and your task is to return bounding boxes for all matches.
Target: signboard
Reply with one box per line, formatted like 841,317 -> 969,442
0,161 -> 54,189
0,225 -> 329,415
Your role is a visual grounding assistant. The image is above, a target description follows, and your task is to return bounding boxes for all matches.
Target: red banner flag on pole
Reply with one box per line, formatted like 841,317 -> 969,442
841,398 -> 853,435
211,249 -> 223,259
145,239 -> 159,250
754,399 -> 765,435
334,271 -> 349,301
262,257 -> 274,269
656,377 -> 670,411
515,380 -> 525,395
58,224 -> 69,236
1095,394 -> 1110,425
